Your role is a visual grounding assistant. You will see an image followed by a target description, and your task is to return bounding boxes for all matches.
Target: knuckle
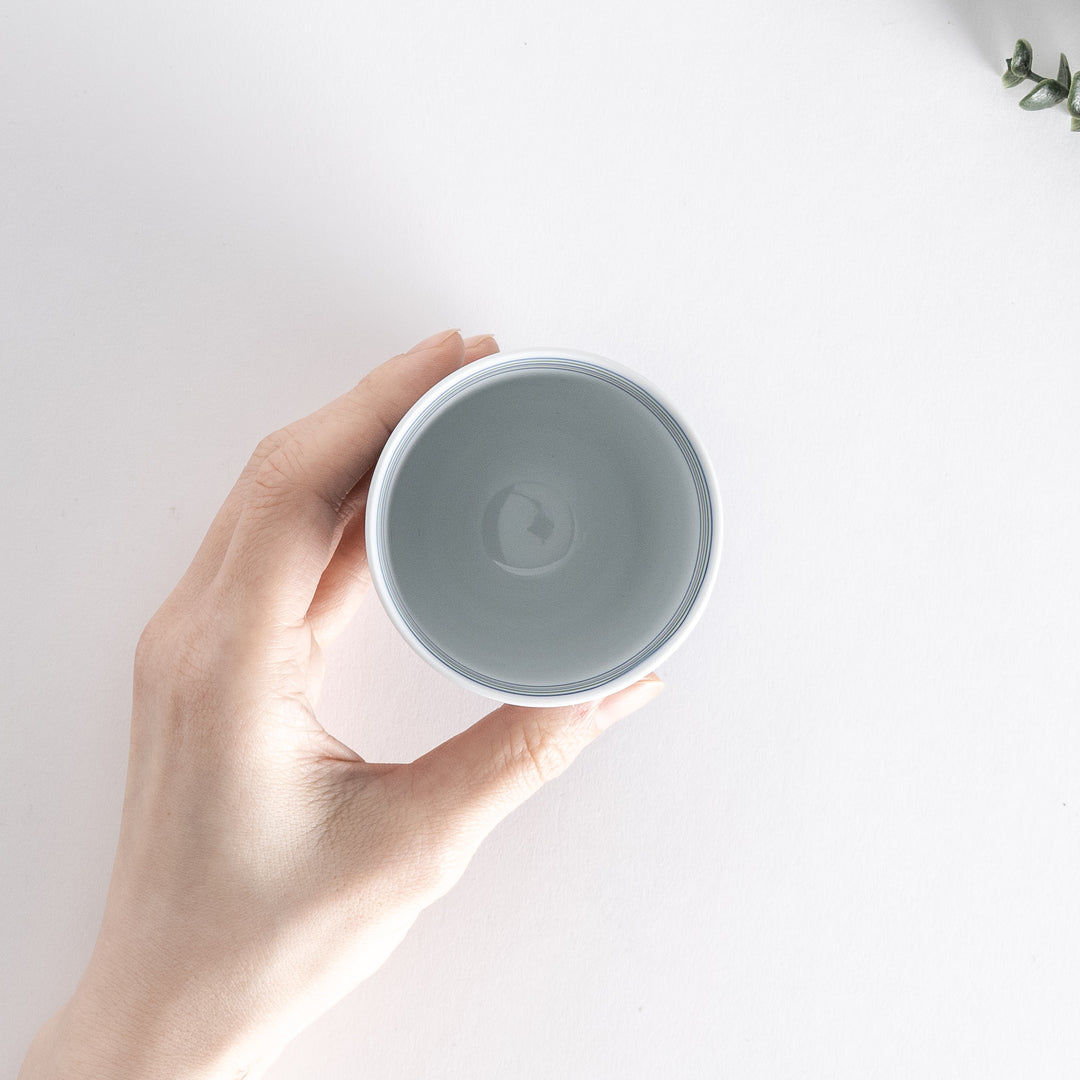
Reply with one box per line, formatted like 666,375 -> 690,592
348,384 -> 395,445
133,599 -> 222,708
511,711 -> 577,787
239,428 -> 291,488
334,806 -> 460,911
250,427 -> 292,466
134,612 -> 168,676
377,785 -> 474,905
251,433 -> 307,503
397,833 -> 466,904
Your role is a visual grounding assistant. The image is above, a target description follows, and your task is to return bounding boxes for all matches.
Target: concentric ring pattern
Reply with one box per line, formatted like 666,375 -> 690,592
376,358 -> 714,697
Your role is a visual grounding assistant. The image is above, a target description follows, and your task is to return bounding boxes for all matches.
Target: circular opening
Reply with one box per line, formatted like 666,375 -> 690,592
373,357 -> 714,698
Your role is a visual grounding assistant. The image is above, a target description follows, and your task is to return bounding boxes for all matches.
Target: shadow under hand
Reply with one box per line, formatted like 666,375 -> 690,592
933,0 -> 1080,74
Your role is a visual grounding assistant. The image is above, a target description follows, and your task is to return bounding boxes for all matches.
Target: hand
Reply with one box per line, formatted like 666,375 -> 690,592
19,329 -> 664,1080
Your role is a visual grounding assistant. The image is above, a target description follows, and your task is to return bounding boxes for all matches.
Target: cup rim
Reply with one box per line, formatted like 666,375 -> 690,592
365,347 -> 723,706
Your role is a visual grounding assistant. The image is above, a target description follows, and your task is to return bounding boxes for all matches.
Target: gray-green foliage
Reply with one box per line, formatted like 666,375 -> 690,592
1003,39 -> 1080,129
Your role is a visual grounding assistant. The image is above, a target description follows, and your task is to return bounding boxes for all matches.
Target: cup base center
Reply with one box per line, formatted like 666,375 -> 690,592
481,481 -> 575,576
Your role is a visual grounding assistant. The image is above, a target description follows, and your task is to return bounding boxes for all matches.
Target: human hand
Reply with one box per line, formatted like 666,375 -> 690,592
19,329 -> 665,1080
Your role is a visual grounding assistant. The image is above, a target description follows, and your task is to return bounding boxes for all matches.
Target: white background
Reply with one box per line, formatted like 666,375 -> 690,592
3,1 -> 1080,1076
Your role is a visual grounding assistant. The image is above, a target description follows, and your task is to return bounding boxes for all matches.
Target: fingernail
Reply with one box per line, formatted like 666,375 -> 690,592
463,333 -> 498,351
595,673 -> 665,730
408,328 -> 461,353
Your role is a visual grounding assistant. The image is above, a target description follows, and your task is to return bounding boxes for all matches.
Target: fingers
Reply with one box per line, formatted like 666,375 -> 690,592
179,330 -> 468,602
305,333 -> 501,646
303,474 -> 373,645
211,330 -> 487,626
402,675 -> 665,848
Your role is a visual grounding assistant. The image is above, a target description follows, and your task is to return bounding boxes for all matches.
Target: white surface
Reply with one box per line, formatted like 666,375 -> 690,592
3,1 -> 1079,1077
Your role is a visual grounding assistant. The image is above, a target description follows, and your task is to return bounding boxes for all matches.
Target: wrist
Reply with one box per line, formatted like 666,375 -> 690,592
18,973 -> 274,1080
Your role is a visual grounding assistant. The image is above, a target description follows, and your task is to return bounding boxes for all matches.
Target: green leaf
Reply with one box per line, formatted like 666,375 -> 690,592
1011,38 -> 1033,77
1002,60 -> 1026,88
1059,53 -> 1072,86
1072,116 -> 1080,131
1019,78 -> 1068,110
1070,71 -> 1080,116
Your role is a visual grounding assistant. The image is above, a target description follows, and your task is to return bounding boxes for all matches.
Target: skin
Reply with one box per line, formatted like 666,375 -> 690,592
18,329 -> 664,1080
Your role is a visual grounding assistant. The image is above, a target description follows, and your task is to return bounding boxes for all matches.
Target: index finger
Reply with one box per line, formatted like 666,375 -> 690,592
216,329 -> 473,625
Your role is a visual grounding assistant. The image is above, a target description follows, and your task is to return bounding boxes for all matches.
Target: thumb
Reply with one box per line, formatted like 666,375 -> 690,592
407,674 -> 665,839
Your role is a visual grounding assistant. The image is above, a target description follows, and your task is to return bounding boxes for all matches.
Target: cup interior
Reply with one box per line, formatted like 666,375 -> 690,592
372,357 -> 714,698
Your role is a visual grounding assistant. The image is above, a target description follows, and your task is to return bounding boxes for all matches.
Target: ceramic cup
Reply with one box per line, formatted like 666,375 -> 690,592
365,348 -> 721,706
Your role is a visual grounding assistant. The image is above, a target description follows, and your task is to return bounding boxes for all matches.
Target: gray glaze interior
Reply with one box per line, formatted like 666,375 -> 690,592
381,366 -> 703,689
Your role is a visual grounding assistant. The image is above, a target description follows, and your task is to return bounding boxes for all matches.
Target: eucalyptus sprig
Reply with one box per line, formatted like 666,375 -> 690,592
1003,39 -> 1080,129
